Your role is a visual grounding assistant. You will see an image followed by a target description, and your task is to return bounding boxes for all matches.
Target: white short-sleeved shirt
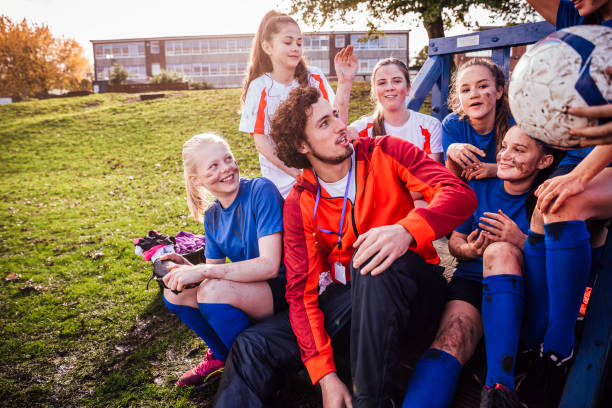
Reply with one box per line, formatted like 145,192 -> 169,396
239,66 -> 335,197
349,110 -> 443,155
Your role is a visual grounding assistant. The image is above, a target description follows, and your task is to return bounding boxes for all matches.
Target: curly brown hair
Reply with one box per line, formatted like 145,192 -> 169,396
269,86 -> 321,169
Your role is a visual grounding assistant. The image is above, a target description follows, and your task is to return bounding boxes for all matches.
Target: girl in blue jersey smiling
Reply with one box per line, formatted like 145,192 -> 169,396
160,134 -> 286,388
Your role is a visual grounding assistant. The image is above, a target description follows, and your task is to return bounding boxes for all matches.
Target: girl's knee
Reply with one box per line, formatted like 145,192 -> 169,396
483,242 -> 523,278
197,279 -> 233,304
163,287 -> 199,308
542,195 -> 587,224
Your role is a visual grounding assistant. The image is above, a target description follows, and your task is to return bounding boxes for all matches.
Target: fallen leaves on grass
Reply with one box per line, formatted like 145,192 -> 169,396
4,272 -> 22,282
85,251 -> 104,260
20,284 -> 43,293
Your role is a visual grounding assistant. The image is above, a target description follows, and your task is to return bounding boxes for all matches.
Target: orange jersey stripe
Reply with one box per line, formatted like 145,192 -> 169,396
311,74 -> 329,101
359,122 -> 373,138
420,125 -> 432,154
254,88 -> 267,134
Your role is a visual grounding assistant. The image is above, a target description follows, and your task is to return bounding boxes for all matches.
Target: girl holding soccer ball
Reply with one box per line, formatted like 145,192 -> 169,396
239,10 -> 357,198
503,1 -> 612,406
442,58 -> 513,181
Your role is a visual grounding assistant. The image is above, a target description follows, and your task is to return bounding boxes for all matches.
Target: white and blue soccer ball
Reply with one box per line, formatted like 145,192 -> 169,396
509,25 -> 612,148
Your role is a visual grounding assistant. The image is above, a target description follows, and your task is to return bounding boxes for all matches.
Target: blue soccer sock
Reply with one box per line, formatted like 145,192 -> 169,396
521,231 -> 548,350
482,274 -> 525,389
402,348 -> 462,408
198,302 -> 251,352
162,294 -> 229,361
543,220 -> 591,358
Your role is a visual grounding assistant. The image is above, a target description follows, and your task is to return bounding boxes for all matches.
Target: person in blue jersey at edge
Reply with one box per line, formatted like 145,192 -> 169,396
402,126 -> 559,408
160,133 -> 287,388
442,58 -> 513,181
503,0 -> 612,406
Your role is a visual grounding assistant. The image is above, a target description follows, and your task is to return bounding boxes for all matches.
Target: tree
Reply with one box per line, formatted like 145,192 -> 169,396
0,15 -> 90,100
109,63 -> 128,85
54,38 -> 91,91
413,45 -> 429,68
290,0 -> 536,41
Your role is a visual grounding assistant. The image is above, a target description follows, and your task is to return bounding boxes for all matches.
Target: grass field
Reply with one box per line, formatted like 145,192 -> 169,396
0,83 -> 383,407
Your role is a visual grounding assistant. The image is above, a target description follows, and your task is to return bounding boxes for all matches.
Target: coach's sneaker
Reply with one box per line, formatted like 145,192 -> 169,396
480,383 -> 523,408
177,349 -> 224,386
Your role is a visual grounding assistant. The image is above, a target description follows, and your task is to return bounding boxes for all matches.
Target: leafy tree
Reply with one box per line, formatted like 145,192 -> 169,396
413,45 -> 429,68
55,38 -> 91,91
109,63 -> 128,85
0,15 -> 90,100
290,0 -> 536,40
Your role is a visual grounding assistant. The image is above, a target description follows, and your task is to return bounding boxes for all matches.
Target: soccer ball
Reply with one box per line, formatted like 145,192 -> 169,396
509,25 -> 612,148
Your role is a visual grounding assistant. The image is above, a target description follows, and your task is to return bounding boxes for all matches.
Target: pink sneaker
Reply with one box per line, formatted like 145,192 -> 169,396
177,349 -> 224,386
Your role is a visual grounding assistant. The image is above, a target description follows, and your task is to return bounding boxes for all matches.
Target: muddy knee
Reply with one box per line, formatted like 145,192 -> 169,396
483,242 -> 523,278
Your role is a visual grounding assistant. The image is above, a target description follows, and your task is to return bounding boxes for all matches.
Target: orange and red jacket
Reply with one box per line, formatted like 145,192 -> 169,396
283,135 -> 477,384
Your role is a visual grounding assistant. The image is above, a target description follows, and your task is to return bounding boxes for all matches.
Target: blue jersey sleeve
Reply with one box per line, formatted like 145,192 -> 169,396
203,209 -> 225,260
251,178 -> 284,239
442,113 -> 464,161
556,0 -> 583,29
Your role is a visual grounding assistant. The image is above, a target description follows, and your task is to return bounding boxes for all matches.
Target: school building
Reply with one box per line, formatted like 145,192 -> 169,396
91,30 -> 410,90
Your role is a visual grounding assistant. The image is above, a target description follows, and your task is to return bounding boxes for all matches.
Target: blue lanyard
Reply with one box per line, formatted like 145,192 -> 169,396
313,162 -> 352,250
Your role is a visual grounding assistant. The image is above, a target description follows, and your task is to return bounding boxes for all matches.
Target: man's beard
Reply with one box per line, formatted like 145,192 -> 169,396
307,142 -> 353,165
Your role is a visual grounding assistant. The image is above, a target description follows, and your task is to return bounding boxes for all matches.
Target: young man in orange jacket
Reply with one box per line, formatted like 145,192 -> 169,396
215,86 -> 477,407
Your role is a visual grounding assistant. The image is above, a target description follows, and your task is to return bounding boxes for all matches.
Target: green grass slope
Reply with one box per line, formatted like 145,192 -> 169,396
0,83 -> 389,407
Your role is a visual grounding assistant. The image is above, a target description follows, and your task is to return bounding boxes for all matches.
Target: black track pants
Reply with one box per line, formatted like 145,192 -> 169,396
215,283 -> 352,407
350,249 -> 447,407
215,250 -> 447,407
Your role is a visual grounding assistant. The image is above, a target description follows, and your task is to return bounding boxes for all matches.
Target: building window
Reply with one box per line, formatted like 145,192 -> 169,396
95,42 -> 145,58
150,41 -> 160,54
210,40 -> 218,53
303,35 -> 329,51
335,35 -> 345,48
308,59 -> 330,74
357,59 -> 381,74
379,35 -> 406,49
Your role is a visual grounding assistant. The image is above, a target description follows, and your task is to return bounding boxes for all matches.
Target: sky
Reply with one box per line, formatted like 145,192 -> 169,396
2,0 -> 520,66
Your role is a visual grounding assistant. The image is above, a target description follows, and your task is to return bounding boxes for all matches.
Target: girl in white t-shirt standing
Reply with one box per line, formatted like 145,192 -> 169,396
349,58 -> 443,163
239,10 -> 357,197
349,57 -> 442,206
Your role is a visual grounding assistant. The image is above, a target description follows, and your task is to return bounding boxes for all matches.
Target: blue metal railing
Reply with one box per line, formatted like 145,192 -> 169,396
406,21 -> 611,408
